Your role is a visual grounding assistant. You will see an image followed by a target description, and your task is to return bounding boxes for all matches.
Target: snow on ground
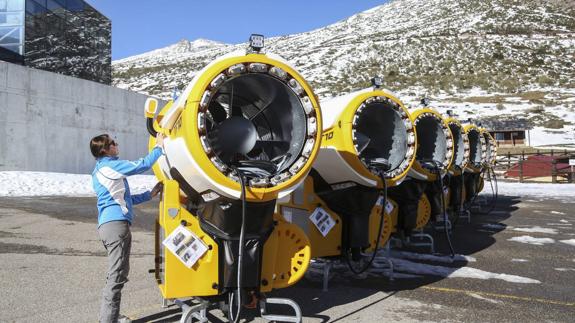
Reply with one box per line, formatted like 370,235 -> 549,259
551,211 -> 566,215
511,259 -> 529,262
482,182 -> 575,200
467,293 -> 502,304
390,251 -> 476,264
560,239 -> 575,247
390,258 -> 540,284
2,172 -> 575,199
508,236 -> 556,245
0,171 -> 157,197
555,268 -> 575,272
512,226 -> 558,234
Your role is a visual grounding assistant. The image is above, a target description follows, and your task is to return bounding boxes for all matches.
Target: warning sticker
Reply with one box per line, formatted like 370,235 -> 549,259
309,207 -> 336,237
162,225 -> 208,268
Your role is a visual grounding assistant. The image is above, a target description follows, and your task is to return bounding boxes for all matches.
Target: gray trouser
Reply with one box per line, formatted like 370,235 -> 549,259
98,220 -> 131,323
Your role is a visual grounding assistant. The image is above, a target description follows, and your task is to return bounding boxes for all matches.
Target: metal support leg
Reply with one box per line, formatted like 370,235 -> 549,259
322,260 -> 332,292
406,229 -> 435,253
372,242 -> 394,281
174,298 -> 209,323
162,298 -> 170,308
260,297 -> 302,323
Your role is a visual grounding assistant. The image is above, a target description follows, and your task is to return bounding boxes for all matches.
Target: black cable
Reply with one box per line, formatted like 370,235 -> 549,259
345,175 -> 388,275
452,165 -> 465,227
435,163 -> 455,258
421,159 -> 455,258
478,165 -> 498,215
229,166 -> 246,323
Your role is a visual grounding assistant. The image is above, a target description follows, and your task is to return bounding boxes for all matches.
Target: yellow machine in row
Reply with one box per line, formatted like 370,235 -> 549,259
144,37 -> 323,321
463,123 -> 487,204
277,80 -> 417,270
387,106 -> 455,240
444,116 -> 470,222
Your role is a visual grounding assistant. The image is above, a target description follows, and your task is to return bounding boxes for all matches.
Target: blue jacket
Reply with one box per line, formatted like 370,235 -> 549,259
92,147 -> 163,227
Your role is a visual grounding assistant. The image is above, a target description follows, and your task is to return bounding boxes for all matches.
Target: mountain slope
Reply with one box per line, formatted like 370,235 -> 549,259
112,0 -> 575,99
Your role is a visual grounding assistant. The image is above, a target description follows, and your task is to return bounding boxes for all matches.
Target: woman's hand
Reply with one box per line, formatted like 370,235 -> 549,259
151,182 -> 164,198
156,133 -> 165,149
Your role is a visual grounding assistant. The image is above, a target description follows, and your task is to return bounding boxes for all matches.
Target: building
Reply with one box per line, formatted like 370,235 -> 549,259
480,118 -> 532,147
0,0 -> 111,84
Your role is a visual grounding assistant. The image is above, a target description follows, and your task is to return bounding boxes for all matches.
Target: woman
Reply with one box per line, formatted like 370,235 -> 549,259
90,133 -> 163,323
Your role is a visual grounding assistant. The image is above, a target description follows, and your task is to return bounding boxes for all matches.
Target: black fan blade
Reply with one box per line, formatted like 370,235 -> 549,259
253,140 -> 290,151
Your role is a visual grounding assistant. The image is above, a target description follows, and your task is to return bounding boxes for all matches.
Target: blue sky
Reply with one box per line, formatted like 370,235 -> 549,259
86,1 -> 389,60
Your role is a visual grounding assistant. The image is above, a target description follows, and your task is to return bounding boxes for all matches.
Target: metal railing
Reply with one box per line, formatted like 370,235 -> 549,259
494,150 -> 575,183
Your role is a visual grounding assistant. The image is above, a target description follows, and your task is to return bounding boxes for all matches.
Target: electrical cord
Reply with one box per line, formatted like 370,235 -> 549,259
345,175 -> 388,275
452,165 -> 465,227
229,166 -> 247,323
436,163 -> 455,258
478,165 -> 498,215
422,160 -> 455,258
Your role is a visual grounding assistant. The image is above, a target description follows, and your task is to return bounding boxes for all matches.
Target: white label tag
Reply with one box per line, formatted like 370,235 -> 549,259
309,207 -> 336,237
377,196 -> 394,214
385,200 -> 394,214
163,225 -> 208,268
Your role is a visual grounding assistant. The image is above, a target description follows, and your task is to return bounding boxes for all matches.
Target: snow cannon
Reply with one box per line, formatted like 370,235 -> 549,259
144,36 -> 322,321
387,107 -> 454,237
444,117 -> 470,221
277,82 -> 416,270
463,123 -> 487,203
481,129 -> 497,167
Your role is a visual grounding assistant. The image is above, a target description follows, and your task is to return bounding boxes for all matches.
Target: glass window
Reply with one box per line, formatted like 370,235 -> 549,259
66,0 -> 83,12
1,0 -> 25,11
46,0 -> 60,11
26,0 -> 46,14
0,43 -> 21,53
0,26 -> 22,44
0,11 -> 23,26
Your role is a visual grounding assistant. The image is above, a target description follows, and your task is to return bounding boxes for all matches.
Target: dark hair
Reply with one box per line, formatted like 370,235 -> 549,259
90,134 -> 114,158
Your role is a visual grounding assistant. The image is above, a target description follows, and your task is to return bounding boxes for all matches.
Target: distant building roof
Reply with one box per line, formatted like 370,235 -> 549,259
479,118 -> 533,131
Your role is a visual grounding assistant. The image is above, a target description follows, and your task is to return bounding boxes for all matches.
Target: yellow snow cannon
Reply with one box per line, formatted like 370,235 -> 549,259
387,106 -> 455,240
277,79 -> 416,273
463,123 -> 487,202
481,129 -> 497,167
144,35 -> 322,321
444,116 -> 470,223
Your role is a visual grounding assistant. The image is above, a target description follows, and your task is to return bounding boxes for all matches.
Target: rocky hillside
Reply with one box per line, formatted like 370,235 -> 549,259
111,0 -> 575,146
113,0 -> 575,98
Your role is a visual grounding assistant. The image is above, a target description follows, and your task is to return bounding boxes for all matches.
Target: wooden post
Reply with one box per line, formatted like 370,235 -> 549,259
519,159 -> 524,183
507,152 -> 511,170
551,159 -> 557,184
551,149 -> 554,156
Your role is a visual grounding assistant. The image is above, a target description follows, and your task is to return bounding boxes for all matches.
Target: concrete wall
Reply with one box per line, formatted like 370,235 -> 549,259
0,61 -> 164,174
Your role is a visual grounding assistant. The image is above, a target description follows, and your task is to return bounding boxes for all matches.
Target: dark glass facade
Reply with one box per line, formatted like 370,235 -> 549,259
0,0 -> 111,84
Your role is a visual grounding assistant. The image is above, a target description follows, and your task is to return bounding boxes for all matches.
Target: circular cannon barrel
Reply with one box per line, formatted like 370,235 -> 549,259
445,117 -> 470,171
464,124 -> 486,173
313,89 -> 416,188
151,52 -> 323,201
481,129 -> 497,166
408,108 -> 454,180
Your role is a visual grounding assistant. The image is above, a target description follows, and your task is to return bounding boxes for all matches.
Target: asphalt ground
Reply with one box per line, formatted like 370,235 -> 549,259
0,192 -> 574,322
